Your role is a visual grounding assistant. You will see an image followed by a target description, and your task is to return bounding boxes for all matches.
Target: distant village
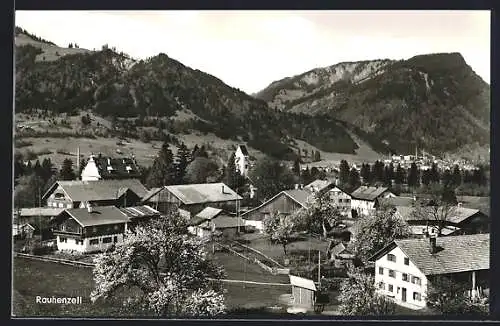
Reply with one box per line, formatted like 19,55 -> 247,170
13,143 -> 489,316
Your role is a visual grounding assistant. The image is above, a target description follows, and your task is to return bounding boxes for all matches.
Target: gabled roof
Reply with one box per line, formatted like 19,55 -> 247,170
394,205 -> 482,224
283,189 -> 314,207
142,187 -> 162,202
379,196 -> 416,207
143,183 -> 242,205
370,233 -> 489,276
17,207 -> 65,217
305,179 -> 334,193
119,205 -> 160,220
289,275 -> 317,291
43,179 -> 148,202
351,186 -> 390,201
236,145 -> 249,156
195,207 -> 223,220
62,206 -> 129,227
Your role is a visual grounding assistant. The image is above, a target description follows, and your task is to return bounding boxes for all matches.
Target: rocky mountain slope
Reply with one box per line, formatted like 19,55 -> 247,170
256,54 -> 490,155
15,27 -> 392,161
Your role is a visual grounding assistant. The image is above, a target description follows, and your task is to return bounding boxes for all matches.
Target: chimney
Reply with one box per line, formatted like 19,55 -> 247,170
300,184 -> 304,189
429,235 -> 437,254
87,202 -> 93,213
107,158 -> 112,165
413,196 -> 417,202
295,184 -> 299,190
457,202 -> 462,207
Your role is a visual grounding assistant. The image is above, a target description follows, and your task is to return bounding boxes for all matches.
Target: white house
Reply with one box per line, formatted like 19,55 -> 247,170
369,233 -> 489,310
234,145 -> 250,177
53,205 -> 160,253
350,186 -> 395,217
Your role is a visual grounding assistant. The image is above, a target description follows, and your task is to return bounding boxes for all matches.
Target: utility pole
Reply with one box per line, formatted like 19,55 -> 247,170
317,250 -> 321,291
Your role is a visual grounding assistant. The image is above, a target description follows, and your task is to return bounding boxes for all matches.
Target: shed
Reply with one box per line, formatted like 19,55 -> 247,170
289,275 -> 317,309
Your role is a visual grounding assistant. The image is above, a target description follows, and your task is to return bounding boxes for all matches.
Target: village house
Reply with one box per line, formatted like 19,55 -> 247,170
370,233 -> 489,310
350,186 -> 396,217
42,179 -> 148,209
234,145 -> 250,177
80,154 -> 142,181
189,207 -> 246,239
53,204 -> 160,253
392,205 -> 489,236
141,182 -> 242,218
241,189 -> 313,231
329,242 -> 355,267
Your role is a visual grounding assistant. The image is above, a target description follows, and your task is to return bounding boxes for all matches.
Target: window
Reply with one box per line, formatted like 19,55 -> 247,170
59,237 -> 67,243
411,276 -> 421,285
388,284 -> 394,292
378,267 -> 384,275
58,203 -> 64,208
413,292 -> 421,301
67,204 -> 72,208
387,254 -> 396,262
378,282 -> 385,290
92,227 -> 98,234
404,257 -> 410,265
90,239 -> 99,245
114,225 -> 119,231
103,237 -> 112,244
389,270 -> 395,278
75,239 -> 83,245
114,236 -> 118,243
402,273 -> 409,282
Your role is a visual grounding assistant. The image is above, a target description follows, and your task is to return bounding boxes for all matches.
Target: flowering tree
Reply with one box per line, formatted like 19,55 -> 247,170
338,269 -> 396,315
293,193 -> 343,238
91,211 -> 226,318
352,204 -> 410,262
263,212 -> 296,256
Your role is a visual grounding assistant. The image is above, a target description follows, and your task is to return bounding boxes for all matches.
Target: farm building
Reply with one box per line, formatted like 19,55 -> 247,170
370,233 -> 489,310
80,154 -> 142,181
119,205 -> 161,230
289,275 -> 317,309
350,186 -> 395,217
14,207 -> 65,226
241,189 -> 313,231
141,183 -> 242,217
393,205 -> 489,236
42,179 -> 148,209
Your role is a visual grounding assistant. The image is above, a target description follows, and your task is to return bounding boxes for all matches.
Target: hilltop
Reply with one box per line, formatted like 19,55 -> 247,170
255,53 -> 490,155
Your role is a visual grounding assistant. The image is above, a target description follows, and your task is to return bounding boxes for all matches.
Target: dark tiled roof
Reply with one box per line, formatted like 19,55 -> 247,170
92,156 -> 141,179
47,179 -> 148,202
64,206 -> 129,227
394,234 -> 490,275
351,186 -> 390,201
119,205 -> 160,219
144,183 -> 242,205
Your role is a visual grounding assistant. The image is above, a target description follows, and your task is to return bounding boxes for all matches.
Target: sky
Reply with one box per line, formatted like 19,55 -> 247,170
15,10 -> 490,94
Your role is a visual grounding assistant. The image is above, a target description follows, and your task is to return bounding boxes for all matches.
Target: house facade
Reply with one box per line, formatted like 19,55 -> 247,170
370,233 -> 489,309
242,189 -> 312,231
350,186 -> 395,217
324,186 -> 352,216
53,206 -> 129,253
43,179 -> 148,209
81,154 -> 142,181
234,145 -> 250,177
